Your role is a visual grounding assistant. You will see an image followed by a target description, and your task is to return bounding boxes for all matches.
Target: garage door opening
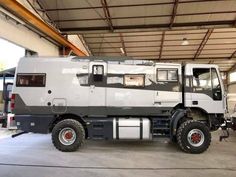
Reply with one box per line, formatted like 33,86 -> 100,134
0,38 -> 25,113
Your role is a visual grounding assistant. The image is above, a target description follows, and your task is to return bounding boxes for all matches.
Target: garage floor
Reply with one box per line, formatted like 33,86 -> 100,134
0,130 -> 235,177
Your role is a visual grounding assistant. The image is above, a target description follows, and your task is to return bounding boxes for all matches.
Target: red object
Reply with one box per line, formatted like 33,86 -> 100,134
65,132 -> 73,140
10,94 -> 16,110
191,133 -> 201,143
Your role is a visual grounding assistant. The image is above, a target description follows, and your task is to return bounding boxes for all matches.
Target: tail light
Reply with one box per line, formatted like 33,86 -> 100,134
10,94 -> 16,110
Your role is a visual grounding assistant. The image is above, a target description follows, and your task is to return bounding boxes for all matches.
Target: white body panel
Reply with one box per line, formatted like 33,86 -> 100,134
13,57 -> 182,110
89,62 -> 107,107
14,57 -> 90,107
12,57 -> 225,116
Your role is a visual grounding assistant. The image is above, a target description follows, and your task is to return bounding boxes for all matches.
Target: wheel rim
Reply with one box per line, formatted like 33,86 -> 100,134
187,129 -> 205,147
58,127 -> 76,145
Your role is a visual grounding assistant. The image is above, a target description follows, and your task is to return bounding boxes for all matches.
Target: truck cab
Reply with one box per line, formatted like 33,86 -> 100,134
184,64 -> 226,115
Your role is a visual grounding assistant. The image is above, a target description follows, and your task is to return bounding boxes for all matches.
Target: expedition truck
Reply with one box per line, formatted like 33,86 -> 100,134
11,56 -> 235,153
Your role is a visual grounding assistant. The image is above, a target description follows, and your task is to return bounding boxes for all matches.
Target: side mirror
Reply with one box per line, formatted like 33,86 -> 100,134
3,83 -> 13,101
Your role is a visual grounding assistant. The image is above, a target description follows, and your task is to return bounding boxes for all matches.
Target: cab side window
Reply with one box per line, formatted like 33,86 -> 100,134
192,68 -> 222,100
193,68 -> 211,92
211,68 -> 222,100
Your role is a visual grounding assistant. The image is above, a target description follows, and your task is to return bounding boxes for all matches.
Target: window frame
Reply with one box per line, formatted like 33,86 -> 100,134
192,67 -> 222,101
16,73 -> 46,87
211,67 -> 222,101
123,74 -> 145,88
156,68 -> 178,82
192,68 -> 211,91
92,65 -> 104,82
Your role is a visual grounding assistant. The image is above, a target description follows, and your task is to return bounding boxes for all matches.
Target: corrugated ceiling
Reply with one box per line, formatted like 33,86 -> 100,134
37,0 -> 236,72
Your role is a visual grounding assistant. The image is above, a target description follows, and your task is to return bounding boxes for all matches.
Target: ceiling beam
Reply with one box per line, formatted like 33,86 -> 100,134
32,0 -> 55,25
194,29 -> 213,59
84,30 -> 236,38
91,48 -> 236,52
228,50 -> 236,72
77,34 -> 93,56
86,36 -> 236,44
60,20 -> 235,32
38,0 -> 226,12
129,54 -> 230,57
129,56 -> 228,60
101,0 -> 113,32
229,50 -> 236,60
54,11 -> 236,23
89,43 -> 236,48
119,33 -> 127,56
228,63 -> 236,73
170,0 -> 179,28
159,31 -> 165,59
0,0 -> 87,56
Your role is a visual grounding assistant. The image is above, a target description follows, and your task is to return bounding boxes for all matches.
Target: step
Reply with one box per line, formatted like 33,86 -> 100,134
152,127 -> 170,130
152,134 -> 170,138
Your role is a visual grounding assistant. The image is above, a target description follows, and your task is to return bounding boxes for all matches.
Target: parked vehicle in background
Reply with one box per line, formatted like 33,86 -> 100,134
0,68 -> 16,129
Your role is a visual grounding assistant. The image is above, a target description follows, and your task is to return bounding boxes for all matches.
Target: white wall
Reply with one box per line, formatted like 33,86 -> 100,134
67,35 -> 90,56
227,69 -> 236,113
0,12 -> 59,56
228,84 -> 236,113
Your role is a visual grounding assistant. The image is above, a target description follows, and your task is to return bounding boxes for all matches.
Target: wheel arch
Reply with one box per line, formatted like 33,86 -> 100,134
171,107 -> 212,137
49,113 -> 88,138
170,109 -> 187,137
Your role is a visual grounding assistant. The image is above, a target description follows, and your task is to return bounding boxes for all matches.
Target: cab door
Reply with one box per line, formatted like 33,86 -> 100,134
88,62 -> 107,116
189,66 -> 224,114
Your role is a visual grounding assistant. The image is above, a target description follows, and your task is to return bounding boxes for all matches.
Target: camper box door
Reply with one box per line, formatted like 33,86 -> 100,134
88,62 -> 107,116
154,65 -> 181,108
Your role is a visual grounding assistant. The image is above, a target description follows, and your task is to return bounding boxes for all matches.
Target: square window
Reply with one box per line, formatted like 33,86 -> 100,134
124,75 -> 144,87
16,74 -> 46,87
157,69 -> 178,82
157,70 -> 168,81
168,70 -> 178,81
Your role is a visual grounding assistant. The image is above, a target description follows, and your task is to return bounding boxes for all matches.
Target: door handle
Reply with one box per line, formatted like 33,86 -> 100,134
192,101 -> 198,105
154,101 -> 161,105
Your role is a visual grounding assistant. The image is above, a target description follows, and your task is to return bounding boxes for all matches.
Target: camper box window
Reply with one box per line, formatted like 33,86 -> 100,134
157,69 -> 178,82
92,65 -> 104,82
16,74 -> 46,87
124,74 -> 145,87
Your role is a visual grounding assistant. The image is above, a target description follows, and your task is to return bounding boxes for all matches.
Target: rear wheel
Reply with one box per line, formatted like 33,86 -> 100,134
52,119 -> 85,152
177,120 -> 211,154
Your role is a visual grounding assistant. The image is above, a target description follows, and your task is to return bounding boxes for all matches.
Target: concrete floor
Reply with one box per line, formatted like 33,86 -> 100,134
0,130 -> 235,177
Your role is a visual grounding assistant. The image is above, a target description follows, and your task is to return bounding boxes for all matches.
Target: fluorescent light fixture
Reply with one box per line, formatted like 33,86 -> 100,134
120,47 -> 125,54
181,38 -> 189,46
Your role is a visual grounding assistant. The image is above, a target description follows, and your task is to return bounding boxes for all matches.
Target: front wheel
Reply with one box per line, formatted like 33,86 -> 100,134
52,119 -> 85,152
177,120 -> 211,154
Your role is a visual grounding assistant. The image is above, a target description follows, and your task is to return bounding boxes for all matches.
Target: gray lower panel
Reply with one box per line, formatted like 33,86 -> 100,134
15,115 -> 55,133
15,106 -> 172,117
85,118 -> 113,140
13,94 -> 173,116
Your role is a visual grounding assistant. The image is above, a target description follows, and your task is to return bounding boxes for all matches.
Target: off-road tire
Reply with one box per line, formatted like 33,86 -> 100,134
177,120 -> 211,154
52,119 -> 85,152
